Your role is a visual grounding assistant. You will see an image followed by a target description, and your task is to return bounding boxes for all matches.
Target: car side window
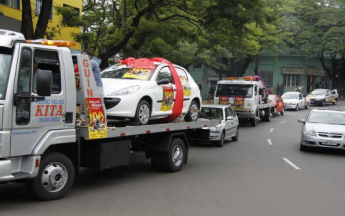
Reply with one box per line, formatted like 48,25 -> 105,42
156,67 -> 174,84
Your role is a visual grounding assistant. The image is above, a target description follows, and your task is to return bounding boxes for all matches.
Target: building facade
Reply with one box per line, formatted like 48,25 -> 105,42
0,0 -> 82,49
189,55 -> 332,97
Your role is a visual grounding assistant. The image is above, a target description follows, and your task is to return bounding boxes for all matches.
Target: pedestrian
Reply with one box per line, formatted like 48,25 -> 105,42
280,83 -> 285,96
276,83 -> 281,95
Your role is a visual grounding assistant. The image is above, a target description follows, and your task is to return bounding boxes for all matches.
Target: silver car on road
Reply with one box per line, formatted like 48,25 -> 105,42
199,104 -> 239,147
298,109 -> 345,151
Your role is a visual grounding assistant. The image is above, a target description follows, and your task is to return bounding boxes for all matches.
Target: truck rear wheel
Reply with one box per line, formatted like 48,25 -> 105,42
27,153 -> 75,201
161,138 -> 186,172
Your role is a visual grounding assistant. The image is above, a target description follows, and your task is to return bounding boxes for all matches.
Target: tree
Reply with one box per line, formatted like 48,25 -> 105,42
21,0 -> 53,39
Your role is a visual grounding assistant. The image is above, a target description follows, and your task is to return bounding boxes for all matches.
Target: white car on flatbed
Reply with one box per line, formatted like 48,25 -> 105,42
197,104 -> 239,147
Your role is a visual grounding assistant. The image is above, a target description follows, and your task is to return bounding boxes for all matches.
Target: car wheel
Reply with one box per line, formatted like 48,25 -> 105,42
133,100 -> 151,125
184,100 -> 199,122
27,153 -> 75,201
321,100 -> 325,106
232,127 -> 239,141
295,104 -> 299,111
214,131 -> 225,147
280,109 -> 284,115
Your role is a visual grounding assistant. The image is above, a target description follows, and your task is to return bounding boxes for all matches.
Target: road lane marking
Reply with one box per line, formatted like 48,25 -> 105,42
281,120 -> 287,124
267,139 -> 273,145
270,128 -> 274,132
283,158 -> 301,170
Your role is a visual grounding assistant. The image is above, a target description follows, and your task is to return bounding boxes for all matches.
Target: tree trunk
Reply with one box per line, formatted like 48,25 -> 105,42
21,0 -> 34,39
34,0 -> 53,39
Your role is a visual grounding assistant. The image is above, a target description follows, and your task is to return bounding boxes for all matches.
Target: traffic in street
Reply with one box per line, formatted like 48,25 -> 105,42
1,101 -> 345,216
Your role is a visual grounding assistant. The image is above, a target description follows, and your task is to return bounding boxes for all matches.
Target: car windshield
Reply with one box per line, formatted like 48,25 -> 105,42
200,107 -> 223,120
101,65 -> 154,81
0,48 -> 12,100
307,112 -> 345,125
311,89 -> 326,95
281,93 -> 298,99
215,84 -> 253,98
268,95 -> 276,101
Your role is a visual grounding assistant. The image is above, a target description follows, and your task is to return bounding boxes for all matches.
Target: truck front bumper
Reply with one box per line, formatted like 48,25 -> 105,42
0,156 -> 40,182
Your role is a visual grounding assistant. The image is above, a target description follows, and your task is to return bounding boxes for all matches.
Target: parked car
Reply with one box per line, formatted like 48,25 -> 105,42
281,92 -> 309,111
298,109 -> 345,151
331,89 -> 339,101
308,89 -> 336,106
268,94 -> 285,115
101,59 -> 201,125
198,104 -> 239,147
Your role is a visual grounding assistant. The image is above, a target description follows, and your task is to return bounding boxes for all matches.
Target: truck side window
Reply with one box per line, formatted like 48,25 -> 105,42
33,49 -> 61,94
16,47 -> 32,125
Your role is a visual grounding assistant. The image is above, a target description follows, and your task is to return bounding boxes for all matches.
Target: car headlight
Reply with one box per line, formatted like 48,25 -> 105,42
110,85 -> 141,96
210,126 -> 222,133
303,127 -> 316,136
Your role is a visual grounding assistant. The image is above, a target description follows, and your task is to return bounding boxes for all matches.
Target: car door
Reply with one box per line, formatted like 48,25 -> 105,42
152,66 -> 175,116
298,93 -> 304,107
226,107 -> 238,138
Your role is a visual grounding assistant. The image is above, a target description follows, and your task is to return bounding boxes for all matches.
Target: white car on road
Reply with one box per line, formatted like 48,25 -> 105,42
281,92 -> 309,111
199,104 -> 239,147
101,60 -> 201,125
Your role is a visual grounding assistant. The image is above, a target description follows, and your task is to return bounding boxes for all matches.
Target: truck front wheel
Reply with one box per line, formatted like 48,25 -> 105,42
27,153 -> 75,201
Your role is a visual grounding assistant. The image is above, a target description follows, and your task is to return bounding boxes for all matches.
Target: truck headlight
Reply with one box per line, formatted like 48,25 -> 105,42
246,103 -> 251,108
111,85 -> 141,96
303,127 -> 316,136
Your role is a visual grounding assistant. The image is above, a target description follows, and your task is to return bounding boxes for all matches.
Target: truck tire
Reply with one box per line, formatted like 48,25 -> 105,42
133,100 -> 151,125
161,138 -> 186,172
184,100 -> 199,122
27,153 -> 75,201
214,131 -> 225,147
232,127 -> 239,141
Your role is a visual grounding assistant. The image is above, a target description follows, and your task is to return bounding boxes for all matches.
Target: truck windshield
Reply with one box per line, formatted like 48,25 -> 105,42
216,84 -> 253,98
0,48 -> 12,100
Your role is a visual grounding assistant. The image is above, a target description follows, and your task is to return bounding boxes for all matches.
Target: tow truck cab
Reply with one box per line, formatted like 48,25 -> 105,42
0,29 -> 77,181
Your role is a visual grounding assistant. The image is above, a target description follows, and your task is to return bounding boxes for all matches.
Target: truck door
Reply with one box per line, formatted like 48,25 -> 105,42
152,66 -> 175,116
11,46 -> 66,156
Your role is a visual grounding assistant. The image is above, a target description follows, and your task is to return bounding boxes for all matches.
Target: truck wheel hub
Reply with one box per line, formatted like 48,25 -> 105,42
172,145 -> 183,167
42,162 -> 68,192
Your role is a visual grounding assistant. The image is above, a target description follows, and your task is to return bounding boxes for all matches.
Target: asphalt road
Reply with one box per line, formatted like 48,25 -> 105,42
1,101 -> 345,216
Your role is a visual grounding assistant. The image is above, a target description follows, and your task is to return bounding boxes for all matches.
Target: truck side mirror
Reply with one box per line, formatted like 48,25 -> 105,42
37,70 -> 52,97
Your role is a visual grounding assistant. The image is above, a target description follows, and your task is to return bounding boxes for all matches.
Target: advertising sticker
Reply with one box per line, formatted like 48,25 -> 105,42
219,96 -> 230,105
234,96 -> 244,110
122,68 -> 153,80
160,86 -> 174,111
85,98 -> 107,139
